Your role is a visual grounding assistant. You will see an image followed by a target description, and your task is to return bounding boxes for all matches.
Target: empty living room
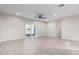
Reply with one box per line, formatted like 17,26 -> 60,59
0,4 -> 79,56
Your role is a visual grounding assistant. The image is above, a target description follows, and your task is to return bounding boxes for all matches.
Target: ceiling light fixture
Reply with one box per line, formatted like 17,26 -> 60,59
54,14 -> 57,16
16,12 -> 20,15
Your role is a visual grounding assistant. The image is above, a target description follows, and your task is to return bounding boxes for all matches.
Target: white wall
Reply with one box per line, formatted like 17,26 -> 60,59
0,15 -> 34,41
0,15 -> 2,40
34,21 -> 47,37
0,14 -> 47,41
47,21 -> 57,37
47,21 -> 62,37
56,21 -> 61,37
62,15 -> 79,41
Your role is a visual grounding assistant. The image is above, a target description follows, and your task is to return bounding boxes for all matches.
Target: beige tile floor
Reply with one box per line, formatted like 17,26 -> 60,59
0,37 -> 79,55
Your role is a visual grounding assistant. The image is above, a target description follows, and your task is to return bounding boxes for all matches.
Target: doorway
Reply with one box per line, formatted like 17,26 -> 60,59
56,21 -> 62,38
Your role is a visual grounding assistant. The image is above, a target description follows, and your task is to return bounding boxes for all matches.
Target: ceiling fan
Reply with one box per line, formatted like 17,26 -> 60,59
34,14 -> 46,19
58,4 -> 64,8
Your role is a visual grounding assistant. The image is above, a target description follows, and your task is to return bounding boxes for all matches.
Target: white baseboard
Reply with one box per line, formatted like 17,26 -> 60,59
0,38 -> 25,42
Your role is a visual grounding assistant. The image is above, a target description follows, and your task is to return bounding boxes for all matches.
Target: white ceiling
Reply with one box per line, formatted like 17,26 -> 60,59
0,4 -> 79,22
